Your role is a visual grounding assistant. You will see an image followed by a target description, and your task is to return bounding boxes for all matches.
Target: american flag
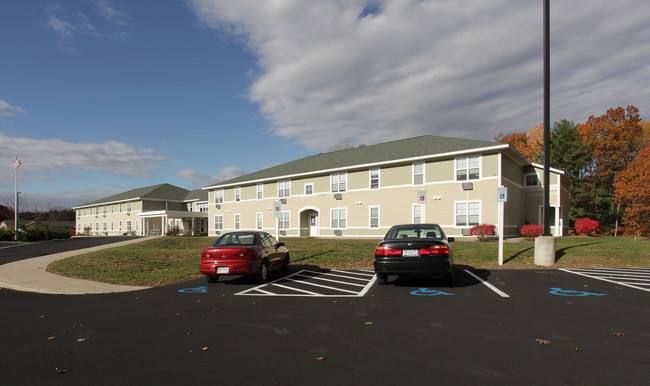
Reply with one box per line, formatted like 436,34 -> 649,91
14,159 -> 21,170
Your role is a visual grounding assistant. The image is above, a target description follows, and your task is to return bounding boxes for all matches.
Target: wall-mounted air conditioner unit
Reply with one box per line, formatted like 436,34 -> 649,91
334,230 -> 343,236
280,230 -> 287,236
334,193 -> 342,200
461,228 -> 471,236
216,204 -> 221,209
461,182 -> 474,191
280,198 -> 287,204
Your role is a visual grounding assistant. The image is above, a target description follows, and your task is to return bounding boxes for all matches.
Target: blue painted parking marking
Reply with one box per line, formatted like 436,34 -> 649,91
549,287 -> 605,297
178,286 -> 209,293
560,268 -> 650,293
410,288 -> 454,296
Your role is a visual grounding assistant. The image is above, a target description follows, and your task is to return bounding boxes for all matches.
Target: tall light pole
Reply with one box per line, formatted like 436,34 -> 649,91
543,0 -> 551,236
535,0 -> 556,266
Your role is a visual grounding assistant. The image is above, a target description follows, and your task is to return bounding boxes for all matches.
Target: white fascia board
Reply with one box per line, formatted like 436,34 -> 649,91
531,162 -> 565,175
73,197 -> 188,210
203,144 -> 511,190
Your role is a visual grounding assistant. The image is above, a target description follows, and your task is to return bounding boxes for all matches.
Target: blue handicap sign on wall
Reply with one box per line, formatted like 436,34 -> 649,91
178,286 -> 209,293
410,288 -> 454,296
549,287 -> 605,297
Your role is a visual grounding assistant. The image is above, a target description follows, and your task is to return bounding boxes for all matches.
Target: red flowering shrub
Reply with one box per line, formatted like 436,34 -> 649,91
575,218 -> 600,235
470,224 -> 496,241
521,224 -> 543,240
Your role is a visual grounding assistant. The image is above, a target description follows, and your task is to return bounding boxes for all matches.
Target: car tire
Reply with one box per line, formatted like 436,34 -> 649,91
377,273 -> 388,284
256,260 -> 269,283
206,275 -> 219,283
281,253 -> 290,273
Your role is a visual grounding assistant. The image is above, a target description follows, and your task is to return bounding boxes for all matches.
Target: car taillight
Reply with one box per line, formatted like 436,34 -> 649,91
375,246 -> 402,256
202,251 -> 212,260
419,245 -> 449,255
236,249 -> 253,258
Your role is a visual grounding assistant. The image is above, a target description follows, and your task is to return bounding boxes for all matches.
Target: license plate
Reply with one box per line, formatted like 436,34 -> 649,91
402,249 -> 420,257
217,266 -> 229,274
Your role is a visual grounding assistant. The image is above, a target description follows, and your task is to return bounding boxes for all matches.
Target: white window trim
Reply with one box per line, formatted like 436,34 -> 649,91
524,173 -> 540,187
235,187 -> 241,202
256,183 -> 263,200
214,215 -> 224,231
370,168 -> 380,189
330,172 -> 347,193
413,163 -> 425,186
256,212 -> 263,230
369,205 -> 380,228
412,203 -> 425,224
454,200 -> 482,227
330,207 -> 348,229
455,155 -> 482,182
304,183 -> 314,195
279,211 -> 291,230
215,189 -> 224,204
234,213 -> 241,230
278,180 -> 291,198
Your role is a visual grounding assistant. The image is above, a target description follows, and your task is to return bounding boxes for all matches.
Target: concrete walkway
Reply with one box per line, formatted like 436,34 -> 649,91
0,237 -> 154,295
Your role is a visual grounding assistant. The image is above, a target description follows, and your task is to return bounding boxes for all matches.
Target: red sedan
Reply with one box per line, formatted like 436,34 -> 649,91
200,231 -> 289,283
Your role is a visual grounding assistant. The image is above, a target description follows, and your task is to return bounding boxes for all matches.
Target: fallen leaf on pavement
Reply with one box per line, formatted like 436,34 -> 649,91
364,322 -> 374,326
77,338 -> 86,342
612,332 -> 626,337
48,336 -> 56,340
315,357 -> 326,361
573,347 -> 584,351
536,339 -> 551,345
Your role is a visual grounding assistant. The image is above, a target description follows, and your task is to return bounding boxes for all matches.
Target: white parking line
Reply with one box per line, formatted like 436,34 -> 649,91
560,268 -> 650,293
235,269 -> 376,297
464,269 -> 510,298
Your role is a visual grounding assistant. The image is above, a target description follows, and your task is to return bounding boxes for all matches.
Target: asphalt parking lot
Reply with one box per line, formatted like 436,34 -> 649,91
2,264 -> 649,385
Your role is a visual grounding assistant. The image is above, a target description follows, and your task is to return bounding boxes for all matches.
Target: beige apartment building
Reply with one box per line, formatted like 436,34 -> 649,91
74,184 -> 209,236
203,136 -> 569,239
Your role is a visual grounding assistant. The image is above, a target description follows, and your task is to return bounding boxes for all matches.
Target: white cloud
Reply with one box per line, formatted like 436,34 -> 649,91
95,0 -> 130,27
0,100 -> 26,118
177,166 -> 246,188
187,0 -> 650,151
0,132 -> 166,179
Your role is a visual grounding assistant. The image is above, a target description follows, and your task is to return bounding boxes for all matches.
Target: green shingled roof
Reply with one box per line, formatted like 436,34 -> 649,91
76,183 -> 206,207
206,135 -> 502,188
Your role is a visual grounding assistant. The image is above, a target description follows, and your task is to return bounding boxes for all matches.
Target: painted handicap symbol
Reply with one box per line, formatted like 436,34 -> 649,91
410,288 -> 454,296
549,287 -> 605,297
178,286 -> 209,293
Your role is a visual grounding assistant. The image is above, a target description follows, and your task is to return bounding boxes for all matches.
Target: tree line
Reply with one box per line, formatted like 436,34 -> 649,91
495,105 -> 650,236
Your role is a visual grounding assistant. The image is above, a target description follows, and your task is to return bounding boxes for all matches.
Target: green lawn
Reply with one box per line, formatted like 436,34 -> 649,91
47,236 -> 649,287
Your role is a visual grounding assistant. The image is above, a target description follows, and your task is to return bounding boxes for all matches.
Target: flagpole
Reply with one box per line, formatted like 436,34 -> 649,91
14,156 -> 18,240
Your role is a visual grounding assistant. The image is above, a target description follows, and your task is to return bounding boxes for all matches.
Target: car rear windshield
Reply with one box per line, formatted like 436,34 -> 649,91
212,232 -> 256,246
385,226 -> 444,240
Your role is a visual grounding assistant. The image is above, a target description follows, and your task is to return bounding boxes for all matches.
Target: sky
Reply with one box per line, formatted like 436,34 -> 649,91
1,0 -> 649,210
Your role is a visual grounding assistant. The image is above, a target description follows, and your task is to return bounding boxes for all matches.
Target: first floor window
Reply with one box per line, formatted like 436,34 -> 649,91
331,208 -> 347,229
234,214 -> 240,230
103,222 -> 107,232
95,222 -> 99,231
456,201 -> 480,226
279,211 -> 290,230
214,215 -> 224,233
370,206 -> 380,228
256,213 -> 263,230
127,220 -> 132,231
413,204 -> 424,224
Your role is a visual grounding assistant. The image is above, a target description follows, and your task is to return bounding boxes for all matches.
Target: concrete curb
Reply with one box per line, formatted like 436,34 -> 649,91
0,237 -> 155,295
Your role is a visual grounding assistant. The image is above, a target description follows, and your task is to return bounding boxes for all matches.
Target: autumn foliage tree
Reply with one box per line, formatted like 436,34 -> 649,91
614,146 -> 650,235
495,123 -> 544,163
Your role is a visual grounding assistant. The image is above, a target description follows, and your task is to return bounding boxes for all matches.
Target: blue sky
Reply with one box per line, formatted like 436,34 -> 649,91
1,0 -> 649,210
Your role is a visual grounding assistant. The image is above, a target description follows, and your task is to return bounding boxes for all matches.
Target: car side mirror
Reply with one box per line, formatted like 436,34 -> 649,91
447,237 -> 455,242
275,242 -> 285,248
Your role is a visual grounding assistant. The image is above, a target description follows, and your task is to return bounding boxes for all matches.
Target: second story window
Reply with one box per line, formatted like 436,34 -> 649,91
278,180 -> 291,198
413,163 -> 424,185
215,189 -> 224,204
456,156 -> 480,181
126,202 -> 132,212
235,187 -> 241,202
331,173 -> 347,193
370,168 -> 380,189
256,184 -> 263,200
